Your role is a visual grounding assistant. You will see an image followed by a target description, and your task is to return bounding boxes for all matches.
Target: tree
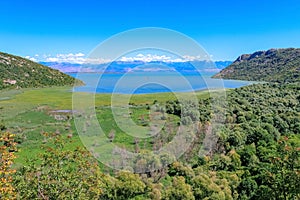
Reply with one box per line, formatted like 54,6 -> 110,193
0,132 -> 17,199
191,170 -> 233,200
13,134 -> 104,199
237,176 -> 258,199
164,176 -> 195,200
113,171 -> 146,200
255,136 -> 300,200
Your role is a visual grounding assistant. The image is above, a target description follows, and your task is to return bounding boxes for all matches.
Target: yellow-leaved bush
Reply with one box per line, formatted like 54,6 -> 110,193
0,132 -> 17,200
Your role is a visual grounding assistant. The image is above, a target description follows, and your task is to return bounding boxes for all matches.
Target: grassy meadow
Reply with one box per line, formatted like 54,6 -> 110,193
0,86 -> 211,165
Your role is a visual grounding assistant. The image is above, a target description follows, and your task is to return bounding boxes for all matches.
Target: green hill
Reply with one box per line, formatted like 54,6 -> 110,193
0,52 -> 83,90
213,48 -> 300,83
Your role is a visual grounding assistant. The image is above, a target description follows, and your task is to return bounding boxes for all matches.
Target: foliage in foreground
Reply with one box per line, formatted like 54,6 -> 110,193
0,132 -> 17,199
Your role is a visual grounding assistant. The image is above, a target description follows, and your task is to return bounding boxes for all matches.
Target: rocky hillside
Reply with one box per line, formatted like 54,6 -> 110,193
0,52 -> 83,90
213,48 -> 300,83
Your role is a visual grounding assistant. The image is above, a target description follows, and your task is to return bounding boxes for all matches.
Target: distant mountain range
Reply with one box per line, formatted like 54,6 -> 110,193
0,52 -> 83,90
213,48 -> 300,83
2,47 -> 299,91
40,61 -> 232,73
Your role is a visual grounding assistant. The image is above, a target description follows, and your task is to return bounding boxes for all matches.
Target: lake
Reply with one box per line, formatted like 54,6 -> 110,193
68,72 -> 256,94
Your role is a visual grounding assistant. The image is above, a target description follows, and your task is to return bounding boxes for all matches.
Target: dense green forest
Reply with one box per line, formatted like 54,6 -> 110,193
0,52 -> 83,90
213,48 -> 300,83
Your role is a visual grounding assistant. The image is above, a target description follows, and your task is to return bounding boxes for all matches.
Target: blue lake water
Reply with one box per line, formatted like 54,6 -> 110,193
68,72 -> 256,94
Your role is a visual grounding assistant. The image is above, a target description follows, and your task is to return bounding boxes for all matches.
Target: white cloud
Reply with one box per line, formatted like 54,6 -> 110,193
47,53 -> 86,63
119,54 -> 178,62
25,56 -> 37,62
75,53 -> 85,57
26,53 -> 87,64
26,53 -> 213,64
118,54 -> 213,63
45,57 -> 59,62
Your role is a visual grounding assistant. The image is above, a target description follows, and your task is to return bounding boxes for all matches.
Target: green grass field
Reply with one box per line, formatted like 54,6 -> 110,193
0,87 -> 213,165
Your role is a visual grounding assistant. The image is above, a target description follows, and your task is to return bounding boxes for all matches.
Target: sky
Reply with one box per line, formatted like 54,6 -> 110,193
1,0 -> 300,61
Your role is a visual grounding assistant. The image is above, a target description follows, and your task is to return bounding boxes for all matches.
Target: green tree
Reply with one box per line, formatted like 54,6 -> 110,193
164,176 -> 195,200
191,171 -> 233,200
113,171 -> 146,200
255,136 -> 300,200
13,134 -> 104,199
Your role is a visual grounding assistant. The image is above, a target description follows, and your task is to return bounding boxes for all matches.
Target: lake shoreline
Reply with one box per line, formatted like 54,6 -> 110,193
68,72 -> 257,94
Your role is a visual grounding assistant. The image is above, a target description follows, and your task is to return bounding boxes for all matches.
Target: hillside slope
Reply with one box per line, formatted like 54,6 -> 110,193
0,52 -> 83,90
213,48 -> 300,83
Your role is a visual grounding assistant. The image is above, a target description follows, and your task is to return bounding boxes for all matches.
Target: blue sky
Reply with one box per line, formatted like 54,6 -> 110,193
1,0 -> 300,61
